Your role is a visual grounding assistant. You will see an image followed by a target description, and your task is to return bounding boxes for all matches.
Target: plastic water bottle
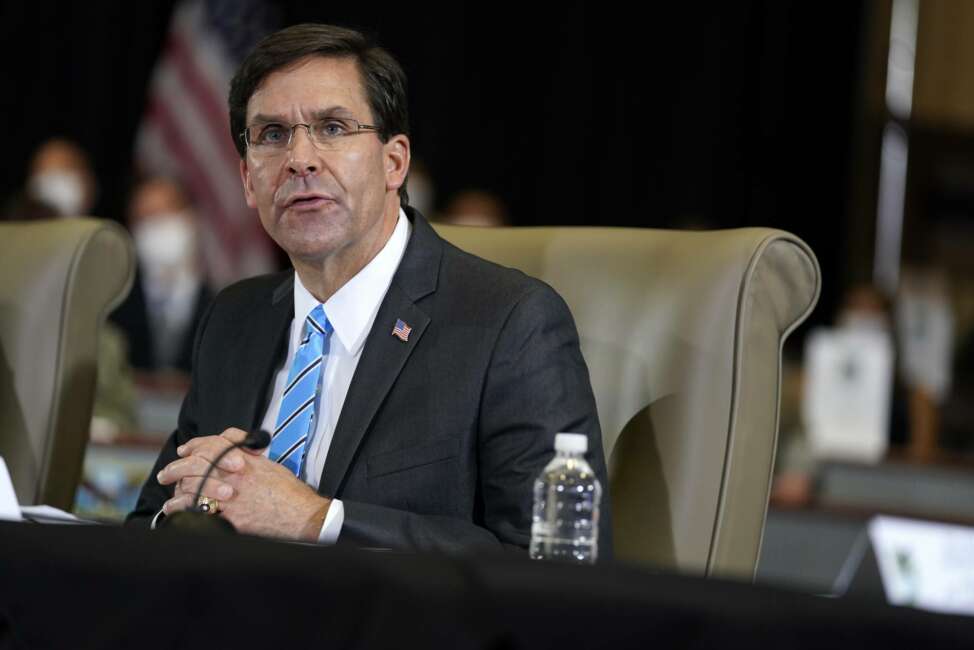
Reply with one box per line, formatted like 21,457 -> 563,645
529,432 -> 602,563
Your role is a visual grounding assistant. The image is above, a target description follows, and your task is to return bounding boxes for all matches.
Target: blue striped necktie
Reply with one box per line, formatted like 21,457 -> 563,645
269,304 -> 332,477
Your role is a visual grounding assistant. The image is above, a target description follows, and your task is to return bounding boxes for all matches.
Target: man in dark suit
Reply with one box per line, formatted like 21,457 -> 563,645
111,177 -> 213,376
128,23 -> 611,555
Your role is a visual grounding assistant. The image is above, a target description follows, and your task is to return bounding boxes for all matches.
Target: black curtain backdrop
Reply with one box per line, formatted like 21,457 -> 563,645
0,1 -> 863,327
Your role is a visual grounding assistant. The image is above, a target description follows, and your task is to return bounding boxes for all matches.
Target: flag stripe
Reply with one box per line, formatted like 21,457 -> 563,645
168,31 -> 242,171
152,65 -> 251,229
147,98 -> 241,255
135,0 -> 276,287
135,122 -> 238,283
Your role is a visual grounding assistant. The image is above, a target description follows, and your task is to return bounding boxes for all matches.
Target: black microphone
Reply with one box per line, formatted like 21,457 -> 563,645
158,429 -> 271,534
191,429 -> 271,509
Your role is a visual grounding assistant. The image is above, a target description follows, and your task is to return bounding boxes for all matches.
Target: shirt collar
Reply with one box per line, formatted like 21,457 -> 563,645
292,208 -> 412,355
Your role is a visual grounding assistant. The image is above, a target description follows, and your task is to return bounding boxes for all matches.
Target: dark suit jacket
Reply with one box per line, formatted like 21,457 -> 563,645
128,208 -> 612,555
109,266 -> 213,373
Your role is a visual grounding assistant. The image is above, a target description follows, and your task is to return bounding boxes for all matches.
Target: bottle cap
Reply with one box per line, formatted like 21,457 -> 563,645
554,433 -> 588,454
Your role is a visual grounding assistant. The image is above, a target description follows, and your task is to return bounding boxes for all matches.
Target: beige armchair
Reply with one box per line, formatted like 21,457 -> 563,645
0,218 -> 134,510
434,224 -> 820,579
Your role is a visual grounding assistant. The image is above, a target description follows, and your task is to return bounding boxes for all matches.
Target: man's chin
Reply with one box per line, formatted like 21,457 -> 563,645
270,219 -> 347,261
283,241 -> 343,265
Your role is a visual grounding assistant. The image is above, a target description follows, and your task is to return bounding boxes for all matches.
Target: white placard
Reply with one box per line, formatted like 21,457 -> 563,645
0,456 -> 22,521
803,326 -> 894,463
19,505 -> 83,524
869,516 -> 974,616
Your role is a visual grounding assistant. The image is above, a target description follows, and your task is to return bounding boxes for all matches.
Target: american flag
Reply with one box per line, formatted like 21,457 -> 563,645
135,0 -> 279,288
392,319 -> 412,342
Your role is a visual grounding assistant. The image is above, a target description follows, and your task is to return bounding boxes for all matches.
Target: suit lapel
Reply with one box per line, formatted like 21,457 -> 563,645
319,211 -> 441,496
230,273 -> 293,431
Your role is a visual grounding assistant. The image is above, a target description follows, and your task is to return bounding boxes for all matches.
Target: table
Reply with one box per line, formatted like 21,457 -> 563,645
1,522 -> 972,648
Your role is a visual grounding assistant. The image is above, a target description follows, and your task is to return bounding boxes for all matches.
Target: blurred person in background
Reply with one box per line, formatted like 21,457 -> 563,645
838,284 -> 911,450
439,189 -> 509,227
1,139 -> 136,440
25,138 -> 98,218
2,138 -> 96,221
944,322 -> 974,452
110,176 -> 213,381
896,267 -> 955,461
773,283 -> 910,506
405,159 -> 435,218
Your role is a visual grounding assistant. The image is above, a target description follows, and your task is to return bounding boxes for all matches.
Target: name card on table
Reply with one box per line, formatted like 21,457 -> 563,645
803,326 -> 894,463
0,456 -> 87,524
0,456 -> 22,521
869,515 -> 974,616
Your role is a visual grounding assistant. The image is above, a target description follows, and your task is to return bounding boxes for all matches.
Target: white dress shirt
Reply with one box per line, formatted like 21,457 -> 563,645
143,266 -> 202,368
258,210 -> 411,542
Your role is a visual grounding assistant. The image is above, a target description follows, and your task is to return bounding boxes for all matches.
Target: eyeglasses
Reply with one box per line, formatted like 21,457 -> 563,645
241,117 -> 380,154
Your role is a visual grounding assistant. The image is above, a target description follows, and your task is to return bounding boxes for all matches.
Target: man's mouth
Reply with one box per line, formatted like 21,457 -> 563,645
283,193 -> 336,210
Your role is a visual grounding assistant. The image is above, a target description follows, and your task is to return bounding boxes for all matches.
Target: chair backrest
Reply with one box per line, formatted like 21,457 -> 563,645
0,218 -> 134,509
434,224 -> 820,579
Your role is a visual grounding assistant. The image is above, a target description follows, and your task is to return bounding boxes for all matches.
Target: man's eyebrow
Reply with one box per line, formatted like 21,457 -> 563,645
311,107 -> 354,120
249,107 -> 354,124
250,112 -> 288,124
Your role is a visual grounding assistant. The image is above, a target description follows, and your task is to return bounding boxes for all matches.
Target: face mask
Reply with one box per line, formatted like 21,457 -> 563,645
133,213 -> 197,278
28,171 -> 86,217
839,312 -> 890,334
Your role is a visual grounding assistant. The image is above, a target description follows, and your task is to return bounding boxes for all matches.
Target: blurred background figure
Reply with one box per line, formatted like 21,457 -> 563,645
0,139 -> 138,444
896,267 -> 955,461
110,176 -> 213,381
897,269 -> 954,403
25,138 -> 98,218
406,159 -> 436,219
774,284 -> 906,506
439,189 -> 510,227
133,0 -> 279,288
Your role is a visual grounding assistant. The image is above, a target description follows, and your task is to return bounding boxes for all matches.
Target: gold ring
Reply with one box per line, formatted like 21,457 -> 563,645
196,496 -> 220,515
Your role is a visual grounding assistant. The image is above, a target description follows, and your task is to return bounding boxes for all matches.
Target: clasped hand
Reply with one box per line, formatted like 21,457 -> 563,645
156,427 -> 330,541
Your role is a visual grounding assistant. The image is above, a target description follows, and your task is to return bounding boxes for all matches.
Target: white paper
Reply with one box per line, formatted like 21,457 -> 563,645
803,327 -> 893,463
20,505 -> 82,523
869,516 -> 974,616
0,457 -> 22,521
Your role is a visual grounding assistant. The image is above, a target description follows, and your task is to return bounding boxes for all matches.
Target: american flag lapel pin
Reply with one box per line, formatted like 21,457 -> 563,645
392,318 -> 412,342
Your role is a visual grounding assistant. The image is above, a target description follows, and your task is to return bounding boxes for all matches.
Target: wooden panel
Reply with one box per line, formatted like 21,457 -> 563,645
914,0 -> 974,130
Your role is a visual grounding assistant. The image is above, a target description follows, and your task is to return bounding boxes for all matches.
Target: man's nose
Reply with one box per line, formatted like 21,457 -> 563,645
286,126 -> 320,175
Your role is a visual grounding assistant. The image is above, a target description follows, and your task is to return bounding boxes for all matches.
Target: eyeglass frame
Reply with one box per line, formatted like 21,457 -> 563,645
239,116 -> 382,154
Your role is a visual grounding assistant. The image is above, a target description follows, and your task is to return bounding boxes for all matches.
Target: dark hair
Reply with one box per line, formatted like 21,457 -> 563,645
228,23 -> 410,202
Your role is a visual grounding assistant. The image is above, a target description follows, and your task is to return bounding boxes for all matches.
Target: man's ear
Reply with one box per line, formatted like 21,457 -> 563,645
239,158 -> 257,209
384,134 -> 410,193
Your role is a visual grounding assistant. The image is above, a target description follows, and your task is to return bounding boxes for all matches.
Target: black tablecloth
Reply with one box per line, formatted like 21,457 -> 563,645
1,521 -> 972,648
